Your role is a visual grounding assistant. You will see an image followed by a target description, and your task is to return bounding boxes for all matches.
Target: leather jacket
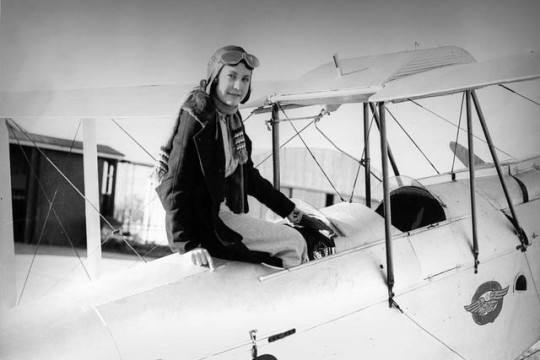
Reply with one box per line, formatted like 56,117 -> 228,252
156,90 -> 294,266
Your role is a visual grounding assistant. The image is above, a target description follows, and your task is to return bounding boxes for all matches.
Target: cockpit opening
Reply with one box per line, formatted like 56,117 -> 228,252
374,181 -> 446,233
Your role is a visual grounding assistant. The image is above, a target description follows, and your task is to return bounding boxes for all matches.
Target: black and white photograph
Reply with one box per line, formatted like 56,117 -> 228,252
1,0 -> 540,359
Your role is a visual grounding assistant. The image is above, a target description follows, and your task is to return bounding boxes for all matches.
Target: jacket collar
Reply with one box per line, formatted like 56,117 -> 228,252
182,89 -> 217,126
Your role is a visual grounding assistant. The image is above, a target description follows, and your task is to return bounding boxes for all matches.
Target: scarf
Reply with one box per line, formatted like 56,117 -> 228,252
212,96 -> 249,165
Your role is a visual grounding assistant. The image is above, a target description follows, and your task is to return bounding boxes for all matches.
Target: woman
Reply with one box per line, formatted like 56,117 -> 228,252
155,45 -> 308,269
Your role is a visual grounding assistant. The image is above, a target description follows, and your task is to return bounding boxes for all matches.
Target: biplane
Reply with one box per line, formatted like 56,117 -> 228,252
1,46 -> 539,360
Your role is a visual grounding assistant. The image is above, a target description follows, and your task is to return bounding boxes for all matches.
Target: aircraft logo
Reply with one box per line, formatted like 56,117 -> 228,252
464,281 -> 509,325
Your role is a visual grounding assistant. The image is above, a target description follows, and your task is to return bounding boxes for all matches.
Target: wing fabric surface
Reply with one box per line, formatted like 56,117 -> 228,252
246,49 -> 540,107
371,51 -> 540,103
245,46 -> 476,108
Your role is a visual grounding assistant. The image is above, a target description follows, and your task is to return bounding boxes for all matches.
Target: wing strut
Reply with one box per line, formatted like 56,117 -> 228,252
271,104 -> 281,190
363,103 -> 372,208
470,90 -> 529,251
369,103 -> 400,177
0,118 -> 17,308
465,91 -> 480,273
378,102 -> 396,307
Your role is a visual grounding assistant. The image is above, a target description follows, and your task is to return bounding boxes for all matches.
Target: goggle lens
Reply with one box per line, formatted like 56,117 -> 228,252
219,51 -> 260,69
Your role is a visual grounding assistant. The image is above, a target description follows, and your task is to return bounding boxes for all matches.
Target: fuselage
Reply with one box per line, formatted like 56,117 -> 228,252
1,158 -> 539,360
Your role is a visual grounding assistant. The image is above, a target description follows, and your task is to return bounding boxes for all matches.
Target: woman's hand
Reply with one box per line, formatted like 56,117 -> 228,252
187,248 -> 215,271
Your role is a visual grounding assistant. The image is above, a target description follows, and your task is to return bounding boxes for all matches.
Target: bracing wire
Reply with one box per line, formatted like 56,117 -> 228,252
385,106 -> 440,175
309,110 -> 366,202
17,190 -> 60,305
254,119 -> 316,168
277,104 -> 346,202
39,256 -> 91,298
111,118 -> 157,162
451,93 -> 466,173
400,308 -> 468,360
255,106 -> 382,202
499,84 -> 540,106
524,252 -> 540,304
140,243 -> 162,258
348,162 -> 364,203
241,108 -> 256,123
314,110 -> 382,201
8,121 -> 94,304
40,232 -> 155,299
107,119 -> 176,258
408,99 -> 516,160
7,119 -> 147,264
520,348 -> 540,360
349,113 -> 381,202
313,119 -> 362,163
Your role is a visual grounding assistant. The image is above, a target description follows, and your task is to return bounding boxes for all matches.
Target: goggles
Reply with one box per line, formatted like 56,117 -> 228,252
215,50 -> 260,69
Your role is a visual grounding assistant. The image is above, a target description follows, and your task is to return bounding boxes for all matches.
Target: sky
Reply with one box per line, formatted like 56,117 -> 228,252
1,0 -> 540,177
3,0 -> 540,91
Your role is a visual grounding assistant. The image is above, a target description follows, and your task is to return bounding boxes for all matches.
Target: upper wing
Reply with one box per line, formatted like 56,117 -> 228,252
370,51 -> 540,103
0,84 -> 193,119
244,46 -> 475,108
246,48 -> 540,109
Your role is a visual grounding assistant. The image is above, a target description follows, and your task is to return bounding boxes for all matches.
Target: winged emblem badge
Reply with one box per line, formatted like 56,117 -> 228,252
464,281 -> 509,325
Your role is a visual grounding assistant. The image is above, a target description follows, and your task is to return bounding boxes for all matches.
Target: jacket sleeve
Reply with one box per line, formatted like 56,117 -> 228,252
155,111 -> 201,254
243,135 -> 295,218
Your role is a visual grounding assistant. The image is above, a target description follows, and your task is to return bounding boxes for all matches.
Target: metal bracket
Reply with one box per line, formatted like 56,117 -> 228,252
250,329 -> 258,360
264,119 -> 274,131
516,227 -> 530,252
390,297 -> 403,313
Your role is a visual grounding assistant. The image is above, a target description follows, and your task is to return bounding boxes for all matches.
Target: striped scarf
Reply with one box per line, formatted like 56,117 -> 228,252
212,96 -> 248,165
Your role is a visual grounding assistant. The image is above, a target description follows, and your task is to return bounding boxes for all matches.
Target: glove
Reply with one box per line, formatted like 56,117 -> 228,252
287,207 -> 303,225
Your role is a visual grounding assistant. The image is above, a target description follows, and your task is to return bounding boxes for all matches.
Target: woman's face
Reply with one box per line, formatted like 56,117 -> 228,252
215,62 -> 252,107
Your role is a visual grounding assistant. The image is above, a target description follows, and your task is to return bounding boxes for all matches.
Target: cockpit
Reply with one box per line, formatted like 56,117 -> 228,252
372,176 -> 446,232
